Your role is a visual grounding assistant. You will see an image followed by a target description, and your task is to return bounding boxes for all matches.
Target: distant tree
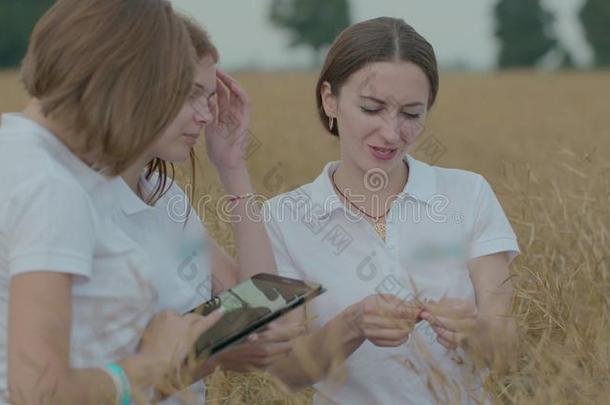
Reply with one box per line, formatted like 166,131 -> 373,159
494,0 -> 558,68
0,0 -> 54,68
580,0 -> 610,67
269,0 -> 351,67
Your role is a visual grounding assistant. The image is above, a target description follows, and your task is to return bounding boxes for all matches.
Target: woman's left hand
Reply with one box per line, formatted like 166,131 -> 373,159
214,321 -> 306,372
205,69 -> 251,173
420,298 -> 480,351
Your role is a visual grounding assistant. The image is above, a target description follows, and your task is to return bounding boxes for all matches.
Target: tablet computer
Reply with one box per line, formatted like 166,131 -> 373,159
186,273 -> 325,359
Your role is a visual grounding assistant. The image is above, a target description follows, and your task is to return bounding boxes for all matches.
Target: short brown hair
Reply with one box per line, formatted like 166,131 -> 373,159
316,17 -> 439,136
21,0 -> 197,175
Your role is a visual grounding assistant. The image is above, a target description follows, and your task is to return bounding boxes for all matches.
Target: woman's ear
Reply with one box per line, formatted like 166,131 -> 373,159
320,81 -> 338,118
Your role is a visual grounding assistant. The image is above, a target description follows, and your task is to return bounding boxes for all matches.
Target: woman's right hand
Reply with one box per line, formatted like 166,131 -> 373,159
350,294 -> 423,347
129,309 -> 224,391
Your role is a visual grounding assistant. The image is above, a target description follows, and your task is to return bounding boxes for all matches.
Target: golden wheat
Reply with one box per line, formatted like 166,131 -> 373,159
1,69 -> 608,404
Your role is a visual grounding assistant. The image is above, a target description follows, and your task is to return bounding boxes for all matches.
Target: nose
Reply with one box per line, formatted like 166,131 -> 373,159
378,114 -> 402,144
192,99 -> 213,126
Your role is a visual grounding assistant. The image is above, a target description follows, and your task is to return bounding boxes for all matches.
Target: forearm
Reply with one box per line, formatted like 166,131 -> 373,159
469,316 -> 519,373
219,169 -> 277,281
267,306 -> 364,390
8,355 -> 161,405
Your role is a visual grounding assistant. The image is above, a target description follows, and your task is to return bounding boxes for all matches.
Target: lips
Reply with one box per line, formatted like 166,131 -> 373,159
182,133 -> 200,145
369,145 -> 398,161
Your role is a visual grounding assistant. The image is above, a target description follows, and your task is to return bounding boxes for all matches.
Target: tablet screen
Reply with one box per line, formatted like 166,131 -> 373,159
189,273 -> 323,358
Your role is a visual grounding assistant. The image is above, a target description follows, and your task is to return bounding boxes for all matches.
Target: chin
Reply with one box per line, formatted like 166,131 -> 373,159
157,150 -> 191,163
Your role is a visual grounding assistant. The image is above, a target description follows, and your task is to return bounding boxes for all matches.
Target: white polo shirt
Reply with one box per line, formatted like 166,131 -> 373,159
0,113 -> 157,403
113,173 -> 213,314
0,114 -> 212,404
263,154 -> 519,404
112,173 -> 214,404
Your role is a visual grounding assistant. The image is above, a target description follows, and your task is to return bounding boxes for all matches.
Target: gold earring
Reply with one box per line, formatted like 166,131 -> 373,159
329,116 -> 335,131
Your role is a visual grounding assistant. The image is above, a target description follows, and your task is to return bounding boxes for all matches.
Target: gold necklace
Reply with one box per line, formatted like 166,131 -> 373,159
331,170 -> 391,240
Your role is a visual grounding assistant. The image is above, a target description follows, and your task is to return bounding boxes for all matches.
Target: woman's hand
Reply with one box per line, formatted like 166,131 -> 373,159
205,70 -> 251,174
420,298 -> 480,351
214,321 -> 306,372
350,294 -> 423,347
133,309 -> 224,391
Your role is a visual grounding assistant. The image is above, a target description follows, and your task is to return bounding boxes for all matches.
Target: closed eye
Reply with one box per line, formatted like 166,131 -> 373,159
360,106 -> 382,114
402,112 -> 421,119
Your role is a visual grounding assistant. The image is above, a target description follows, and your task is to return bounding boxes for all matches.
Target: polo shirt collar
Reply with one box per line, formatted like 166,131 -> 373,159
400,153 -> 437,204
116,173 -> 157,216
307,153 -> 438,217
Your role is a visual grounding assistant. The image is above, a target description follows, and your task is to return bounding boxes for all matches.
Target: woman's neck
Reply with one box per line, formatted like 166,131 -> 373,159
332,158 -> 409,218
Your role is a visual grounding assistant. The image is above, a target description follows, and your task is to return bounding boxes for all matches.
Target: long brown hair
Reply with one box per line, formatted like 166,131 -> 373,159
316,17 -> 439,136
21,0 -> 197,175
144,16 -> 219,214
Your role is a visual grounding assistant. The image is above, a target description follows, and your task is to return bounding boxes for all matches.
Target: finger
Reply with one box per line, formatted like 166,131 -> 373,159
216,69 -> 237,87
190,308 -> 224,338
214,77 -> 230,120
267,320 -> 306,330
266,321 -> 308,336
424,314 -> 477,334
257,324 -> 306,343
431,325 -> 456,345
255,342 -> 293,357
432,325 -> 467,348
241,341 -> 292,360
217,70 -> 245,98
217,70 -> 249,108
208,94 -> 219,120
249,352 -> 290,370
423,299 -> 477,318
361,314 -> 414,331
436,334 -> 458,350
370,337 -> 410,347
180,309 -> 225,363
364,328 -> 411,342
370,296 -> 422,319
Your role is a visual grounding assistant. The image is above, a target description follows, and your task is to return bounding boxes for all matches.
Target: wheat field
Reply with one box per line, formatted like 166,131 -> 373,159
1,69 -> 609,404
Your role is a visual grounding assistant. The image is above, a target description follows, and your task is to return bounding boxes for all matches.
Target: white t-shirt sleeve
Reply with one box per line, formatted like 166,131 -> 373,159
263,202 -> 303,280
469,176 -> 520,264
4,175 -> 96,279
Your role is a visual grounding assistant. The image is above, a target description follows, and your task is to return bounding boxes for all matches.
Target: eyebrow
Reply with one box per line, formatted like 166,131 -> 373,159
360,95 -> 424,108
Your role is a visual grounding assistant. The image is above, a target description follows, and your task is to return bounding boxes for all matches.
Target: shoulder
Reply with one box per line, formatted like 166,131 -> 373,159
263,182 -> 317,220
1,168 -> 92,214
0,128 -> 88,205
431,165 -> 486,195
429,161 -> 484,188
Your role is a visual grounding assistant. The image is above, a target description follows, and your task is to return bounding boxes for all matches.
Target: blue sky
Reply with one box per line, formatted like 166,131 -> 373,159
171,0 -> 592,71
